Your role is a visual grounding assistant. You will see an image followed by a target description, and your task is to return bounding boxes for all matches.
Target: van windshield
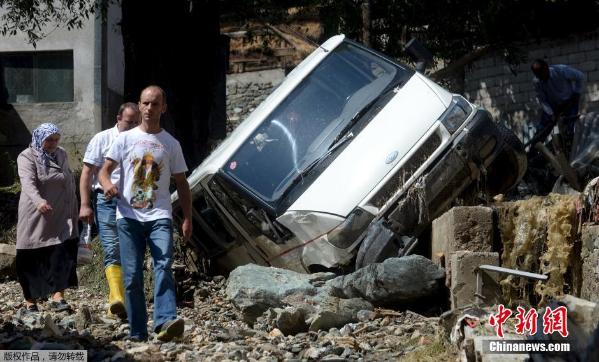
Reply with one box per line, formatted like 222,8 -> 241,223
223,41 -> 411,207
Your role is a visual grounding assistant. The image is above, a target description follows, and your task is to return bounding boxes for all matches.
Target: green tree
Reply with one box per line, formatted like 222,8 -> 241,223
0,0 -> 100,46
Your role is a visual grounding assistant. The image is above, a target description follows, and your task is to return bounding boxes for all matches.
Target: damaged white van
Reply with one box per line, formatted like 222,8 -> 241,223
172,35 -> 526,274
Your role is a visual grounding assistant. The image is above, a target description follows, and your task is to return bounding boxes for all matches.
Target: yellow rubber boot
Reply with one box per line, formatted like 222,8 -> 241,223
105,265 -> 127,319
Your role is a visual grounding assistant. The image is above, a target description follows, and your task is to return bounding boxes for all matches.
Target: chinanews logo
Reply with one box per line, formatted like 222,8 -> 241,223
488,304 -> 568,338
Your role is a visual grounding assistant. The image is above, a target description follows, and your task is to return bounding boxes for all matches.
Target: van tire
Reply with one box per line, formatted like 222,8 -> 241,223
355,220 -> 399,269
485,124 -> 527,194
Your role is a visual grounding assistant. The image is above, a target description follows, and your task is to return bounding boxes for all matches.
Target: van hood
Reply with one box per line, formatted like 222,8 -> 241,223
286,73 -> 451,217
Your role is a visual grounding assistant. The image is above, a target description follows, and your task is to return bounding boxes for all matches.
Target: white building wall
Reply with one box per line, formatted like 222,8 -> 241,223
0,16 -> 99,165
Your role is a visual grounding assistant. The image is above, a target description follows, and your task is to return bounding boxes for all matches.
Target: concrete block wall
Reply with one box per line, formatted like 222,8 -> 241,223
430,206 -> 501,309
581,224 -> 599,302
464,31 -> 599,144
226,69 -> 285,134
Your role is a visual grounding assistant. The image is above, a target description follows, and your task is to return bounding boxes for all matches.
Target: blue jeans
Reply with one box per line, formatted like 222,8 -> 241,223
93,192 -> 120,267
117,217 -> 177,339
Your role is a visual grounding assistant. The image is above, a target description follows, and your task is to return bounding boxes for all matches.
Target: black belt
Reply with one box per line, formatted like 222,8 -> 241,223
93,189 -> 103,194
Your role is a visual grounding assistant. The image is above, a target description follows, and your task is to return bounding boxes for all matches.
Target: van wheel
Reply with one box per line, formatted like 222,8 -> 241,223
485,125 -> 527,195
355,220 -> 399,269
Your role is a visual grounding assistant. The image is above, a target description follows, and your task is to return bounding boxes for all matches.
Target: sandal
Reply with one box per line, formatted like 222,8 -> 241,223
49,299 -> 71,312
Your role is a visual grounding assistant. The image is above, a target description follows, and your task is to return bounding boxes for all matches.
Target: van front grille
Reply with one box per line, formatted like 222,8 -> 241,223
370,133 -> 442,209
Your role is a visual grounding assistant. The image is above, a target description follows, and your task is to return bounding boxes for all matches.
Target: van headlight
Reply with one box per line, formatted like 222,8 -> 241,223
440,95 -> 473,133
277,208 -> 375,249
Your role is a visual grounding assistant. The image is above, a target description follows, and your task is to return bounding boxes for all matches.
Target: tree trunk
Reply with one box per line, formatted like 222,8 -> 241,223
121,0 -> 226,169
361,0 -> 371,47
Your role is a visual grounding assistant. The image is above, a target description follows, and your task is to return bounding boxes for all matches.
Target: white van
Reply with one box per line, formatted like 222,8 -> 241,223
172,35 -> 526,273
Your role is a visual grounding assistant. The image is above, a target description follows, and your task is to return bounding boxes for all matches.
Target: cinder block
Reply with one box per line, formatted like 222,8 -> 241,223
551,55 -> 569,64
579,40 -> 596,52
589,70 -> 599,83
568,52 -> 585,64
0,243 -> 16,279
578,61 -> 596,73
528,48 -> 547,60
582,224 -> 599,252
450,251 -> 501,309
556,294 -> 599,335
581,225 -> 599,302
431,206 -> 494,268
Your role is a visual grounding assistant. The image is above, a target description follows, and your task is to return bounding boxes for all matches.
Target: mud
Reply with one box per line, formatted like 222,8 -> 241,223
496,194 -> 578,306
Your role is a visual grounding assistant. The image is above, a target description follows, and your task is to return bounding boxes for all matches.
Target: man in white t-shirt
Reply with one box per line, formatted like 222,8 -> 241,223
99,85 -> 192,342
79,102 -> 139,320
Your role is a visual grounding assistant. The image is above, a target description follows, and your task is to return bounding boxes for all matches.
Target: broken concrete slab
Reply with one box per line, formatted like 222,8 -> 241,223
325,255 -> 444,305
581,224 -> 599,252
581,224 -> 599,302
0,243 -> 16,279
556,295 -> 599,335
226,264 -> 336,323
582,249 -> 599,303
450,251 -> 501,309
431,206 -> 493,270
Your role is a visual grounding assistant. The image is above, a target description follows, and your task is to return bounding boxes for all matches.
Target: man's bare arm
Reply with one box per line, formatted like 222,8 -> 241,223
79,163 -> 98,223
173,173 -> 192,242
98,158 -> 119,200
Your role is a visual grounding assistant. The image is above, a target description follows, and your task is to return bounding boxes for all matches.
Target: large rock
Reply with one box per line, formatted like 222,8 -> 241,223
257,294 -> 373,334
307,296 -> 373,332
274,307 -> 309,335
225,264 -> 336,323
325,255 -> 444,304
227,257 -> 441,332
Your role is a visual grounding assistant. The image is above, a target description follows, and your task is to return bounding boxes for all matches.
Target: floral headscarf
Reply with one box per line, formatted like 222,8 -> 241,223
31,123 -> 60,166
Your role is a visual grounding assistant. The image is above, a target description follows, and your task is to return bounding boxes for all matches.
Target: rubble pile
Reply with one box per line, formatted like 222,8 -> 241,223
0,277 -> 457,361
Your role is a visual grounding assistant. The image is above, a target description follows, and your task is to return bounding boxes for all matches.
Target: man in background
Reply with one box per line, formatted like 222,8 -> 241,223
79,102 -> 140,319
530,59 -> 585,145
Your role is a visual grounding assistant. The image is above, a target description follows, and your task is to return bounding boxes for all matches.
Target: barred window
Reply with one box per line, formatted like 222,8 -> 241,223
0,50 -> 74,103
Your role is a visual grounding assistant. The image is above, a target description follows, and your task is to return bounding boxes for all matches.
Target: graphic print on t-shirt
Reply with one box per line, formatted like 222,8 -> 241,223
129,151 -> 162,209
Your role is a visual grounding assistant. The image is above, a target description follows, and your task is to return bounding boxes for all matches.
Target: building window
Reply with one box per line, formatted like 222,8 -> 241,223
0,50 -> 74,103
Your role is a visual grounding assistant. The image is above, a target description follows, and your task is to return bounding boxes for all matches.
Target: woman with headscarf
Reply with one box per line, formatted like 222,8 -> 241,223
16,123 -> 79,312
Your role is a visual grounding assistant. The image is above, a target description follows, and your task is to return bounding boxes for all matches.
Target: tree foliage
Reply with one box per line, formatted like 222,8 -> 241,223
5,0 -> 599,61
0,0 -> 107,46
222,0 -> 599,64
